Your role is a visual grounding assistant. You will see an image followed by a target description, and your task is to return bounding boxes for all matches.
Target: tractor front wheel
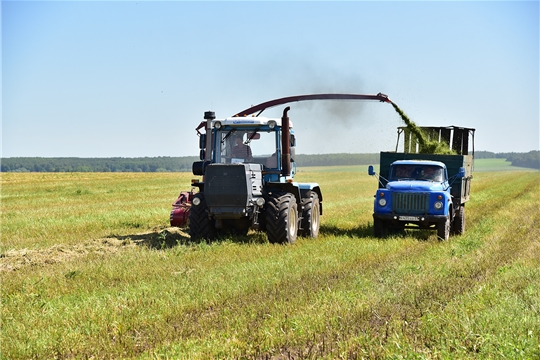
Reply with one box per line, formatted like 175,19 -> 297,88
188,193 -> 216,241
265,192 -> 298,244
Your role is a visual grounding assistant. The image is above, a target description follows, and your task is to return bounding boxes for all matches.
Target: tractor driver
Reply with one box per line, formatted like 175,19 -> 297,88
230,135 -> 253,162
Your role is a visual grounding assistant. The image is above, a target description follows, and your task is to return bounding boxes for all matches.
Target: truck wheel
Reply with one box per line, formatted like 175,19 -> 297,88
437,217 -> 450,241
373,218 -> 386,238
265,192 -> 298,244
451,206 -> 465,235
300,191 -> 320,238
188,193 -> 216,241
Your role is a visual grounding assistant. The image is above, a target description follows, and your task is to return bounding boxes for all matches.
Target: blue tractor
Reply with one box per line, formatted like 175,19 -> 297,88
188,107 -> 322,244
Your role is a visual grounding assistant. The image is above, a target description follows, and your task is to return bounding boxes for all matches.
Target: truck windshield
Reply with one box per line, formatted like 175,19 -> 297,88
216,129 -> 279,168
390,165 -> 444,182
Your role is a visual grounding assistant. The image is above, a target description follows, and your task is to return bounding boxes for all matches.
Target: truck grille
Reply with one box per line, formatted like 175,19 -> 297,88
393,192 -> 429,215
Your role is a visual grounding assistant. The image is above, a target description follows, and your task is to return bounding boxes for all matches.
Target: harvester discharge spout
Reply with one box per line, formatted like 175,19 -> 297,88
234,93 -> 392,117
170,92 -> 392,228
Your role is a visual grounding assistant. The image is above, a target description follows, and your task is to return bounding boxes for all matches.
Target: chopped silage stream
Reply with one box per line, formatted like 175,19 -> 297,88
390,101 -> 456,155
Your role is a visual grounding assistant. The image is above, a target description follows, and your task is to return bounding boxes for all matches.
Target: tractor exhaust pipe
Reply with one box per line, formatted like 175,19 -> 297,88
203,111 -> 215,162
281,106 -> 291,177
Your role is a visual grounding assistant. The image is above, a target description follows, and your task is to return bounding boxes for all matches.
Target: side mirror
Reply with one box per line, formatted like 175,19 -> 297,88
457,167 -> 466,178
290,134 -> 296,147
368,165 -> 376,176
199,149 -> 205,161
192,161 -> 210,176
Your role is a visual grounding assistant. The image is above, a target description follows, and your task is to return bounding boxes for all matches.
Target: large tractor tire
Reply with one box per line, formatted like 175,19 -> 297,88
437,217 -> 450,241
299,191 -> 320,238
451,205 -> 465,235
188,193 -> 216,241
265,192 -> 299,244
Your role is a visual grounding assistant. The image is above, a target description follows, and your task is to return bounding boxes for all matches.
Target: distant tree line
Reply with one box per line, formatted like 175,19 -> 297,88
0,154 -> 380,172
1,151 -> 538,172
474,150 -> 540,169
0,157 -> 199,173
504,151 -> 540,169
294,153 -> 381,167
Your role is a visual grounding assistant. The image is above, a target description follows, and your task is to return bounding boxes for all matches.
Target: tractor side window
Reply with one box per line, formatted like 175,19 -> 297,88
249,131 -> 279,168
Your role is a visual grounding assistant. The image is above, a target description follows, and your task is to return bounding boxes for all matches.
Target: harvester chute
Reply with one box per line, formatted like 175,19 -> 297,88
170,92 -> 391,228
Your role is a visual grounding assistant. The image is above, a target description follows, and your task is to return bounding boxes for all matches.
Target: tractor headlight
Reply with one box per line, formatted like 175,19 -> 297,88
434,201 -> 443,210
268,120 -> 276,129
378,198 -> 387,207
192,197 -> 201,206
214,121 -> 222,129
256,197 -> 265,207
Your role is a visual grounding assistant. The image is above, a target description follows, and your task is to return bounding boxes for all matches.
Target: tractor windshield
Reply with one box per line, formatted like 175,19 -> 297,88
389,164 -> 444,182
216,129 -> 280,168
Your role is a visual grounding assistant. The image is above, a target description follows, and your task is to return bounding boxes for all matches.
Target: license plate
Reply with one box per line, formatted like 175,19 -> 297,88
399,216 -> 420,222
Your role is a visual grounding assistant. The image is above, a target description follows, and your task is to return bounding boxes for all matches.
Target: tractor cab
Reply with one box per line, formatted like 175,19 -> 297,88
194,116 -> 297,183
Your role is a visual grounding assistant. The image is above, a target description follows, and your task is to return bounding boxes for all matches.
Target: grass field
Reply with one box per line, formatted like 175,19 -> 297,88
1,162 -> 539,359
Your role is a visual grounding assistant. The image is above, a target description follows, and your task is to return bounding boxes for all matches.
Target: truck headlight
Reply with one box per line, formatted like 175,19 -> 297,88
214,121 -> 222,129
434,201 -> 443,210
378,198 -> 387,207
268,120 -> 276,129
256,197 -> 265,207
192,197 -> 201,206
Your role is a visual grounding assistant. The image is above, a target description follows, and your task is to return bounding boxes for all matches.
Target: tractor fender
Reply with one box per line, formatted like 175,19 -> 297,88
299,183 -> 323,215
266,182 -> 302,208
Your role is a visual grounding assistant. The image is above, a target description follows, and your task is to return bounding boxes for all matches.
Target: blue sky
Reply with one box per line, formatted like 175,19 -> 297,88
2,1 -> 538,157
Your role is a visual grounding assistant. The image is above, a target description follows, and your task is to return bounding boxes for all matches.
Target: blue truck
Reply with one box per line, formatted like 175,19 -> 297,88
368,126 -> 475,240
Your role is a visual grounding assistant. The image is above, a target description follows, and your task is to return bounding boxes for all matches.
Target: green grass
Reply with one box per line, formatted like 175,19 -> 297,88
473,158 -> 537,172
1,170 -> 539,359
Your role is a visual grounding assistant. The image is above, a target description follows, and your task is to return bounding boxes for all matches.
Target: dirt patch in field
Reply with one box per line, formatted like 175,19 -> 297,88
0,227 -> 190,272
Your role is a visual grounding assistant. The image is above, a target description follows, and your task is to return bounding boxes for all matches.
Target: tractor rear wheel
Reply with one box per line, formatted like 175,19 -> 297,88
188,193 -> 216,241
300,191 -> 320,238
265,192 -> 298,244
